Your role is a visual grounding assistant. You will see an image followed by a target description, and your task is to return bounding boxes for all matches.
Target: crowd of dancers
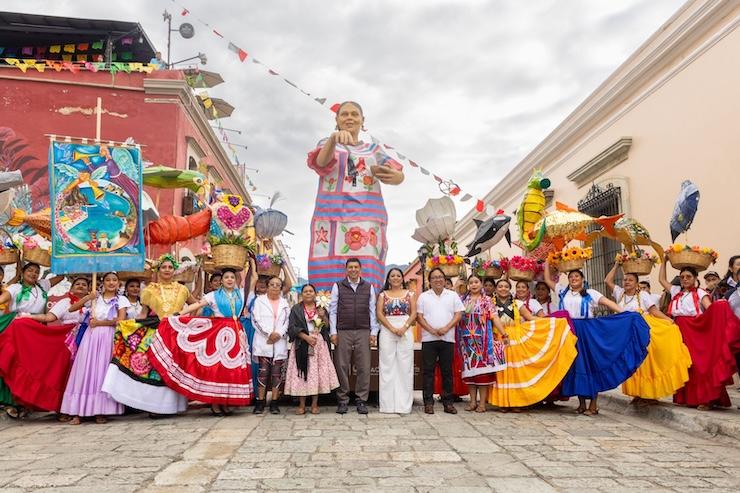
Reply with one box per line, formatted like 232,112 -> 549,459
0,252 -> 738,423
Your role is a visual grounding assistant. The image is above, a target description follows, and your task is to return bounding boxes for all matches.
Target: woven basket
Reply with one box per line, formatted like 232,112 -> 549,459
508,267 -> 535,282
203,259 -> 217,274
118,270 -> 153,282
667,250 -> 713,272
557,258 -> 585,273
482,266 -> 503,279
622,258 -> 654,276
0,248 -> 19,265
23,246 -> 51,267
257,263 -> 281,277
212,244 -> 248,271
438,264 -> 462,278
174,269 -> 196,284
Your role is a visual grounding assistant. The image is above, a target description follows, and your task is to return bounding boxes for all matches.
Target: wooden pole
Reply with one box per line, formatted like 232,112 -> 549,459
91,97 -> 103,301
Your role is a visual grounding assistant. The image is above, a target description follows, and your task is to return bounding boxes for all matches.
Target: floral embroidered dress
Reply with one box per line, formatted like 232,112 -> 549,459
457,294 -> 505,385
307,139 -> 403,290
100,282 -> 189,414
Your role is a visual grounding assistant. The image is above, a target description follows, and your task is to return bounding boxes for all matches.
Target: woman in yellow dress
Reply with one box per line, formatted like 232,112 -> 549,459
488,279 -> 578,410
605,262 -> 691,402
101,254 -> 194,415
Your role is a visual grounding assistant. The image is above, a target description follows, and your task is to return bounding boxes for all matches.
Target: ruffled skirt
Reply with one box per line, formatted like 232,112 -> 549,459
101,318 -> 187,414
621,314 -> 691,399
61,325 -> 123,416
562,312 -> 650,399
0,314 -> 74,411
488,316 -> 577,408
672,301 -> 738,407
148,316 -> 253,406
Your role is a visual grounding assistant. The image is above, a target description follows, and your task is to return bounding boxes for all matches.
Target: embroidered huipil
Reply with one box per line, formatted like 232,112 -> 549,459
307,139 -> 403,290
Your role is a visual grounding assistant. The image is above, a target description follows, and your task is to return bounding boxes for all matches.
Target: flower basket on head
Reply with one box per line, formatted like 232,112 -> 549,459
0,228 -> 19,265
118,270 -> 153,282
439,264 -> 462,278
501,256 -> 538,282
203,258 -> 217,274
0,247 -> 19,266
615,249 -> 659,276
557,258 -> 585,273
426,254 -> 464,279
666,244 -> 716,272
471,258 -> 503,280
209,233 -> 254,271
22,245 -> 51,267
174,270 -> 196,284
173,258 -> 198,284
212,244 -> 248,271
256,254 -> 283,277
547,246 -> 592,274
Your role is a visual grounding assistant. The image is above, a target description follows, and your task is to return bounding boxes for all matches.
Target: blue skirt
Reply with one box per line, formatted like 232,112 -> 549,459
240,316 -> 260,397
562,312 -> 650,398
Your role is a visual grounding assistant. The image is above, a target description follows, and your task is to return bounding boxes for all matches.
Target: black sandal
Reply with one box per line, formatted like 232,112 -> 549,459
210,406 -> 224,417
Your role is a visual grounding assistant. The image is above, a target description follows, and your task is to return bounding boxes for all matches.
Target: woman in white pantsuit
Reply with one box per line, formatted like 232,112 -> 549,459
376,268 -> 417,414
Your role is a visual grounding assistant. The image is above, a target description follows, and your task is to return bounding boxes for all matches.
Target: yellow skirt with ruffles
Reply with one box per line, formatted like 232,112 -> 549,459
488,317 -> 578,408
621,314 -> 692,399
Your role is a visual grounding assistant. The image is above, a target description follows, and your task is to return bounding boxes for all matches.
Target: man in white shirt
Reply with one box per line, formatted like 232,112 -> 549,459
416,267 -> 464,415
329,258 -> 379,415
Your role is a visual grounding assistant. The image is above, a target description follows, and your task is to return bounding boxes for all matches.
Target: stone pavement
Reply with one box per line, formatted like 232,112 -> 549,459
2,400 -> 739,493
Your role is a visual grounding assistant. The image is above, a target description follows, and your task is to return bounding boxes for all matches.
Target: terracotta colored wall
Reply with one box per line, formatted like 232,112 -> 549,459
0,69 -> 239,218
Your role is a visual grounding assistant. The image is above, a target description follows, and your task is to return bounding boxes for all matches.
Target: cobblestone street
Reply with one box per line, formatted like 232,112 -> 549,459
2,400 -> 739,492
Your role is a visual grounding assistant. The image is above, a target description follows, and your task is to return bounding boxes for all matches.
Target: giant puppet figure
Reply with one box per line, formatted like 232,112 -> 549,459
306,102 -> 404,290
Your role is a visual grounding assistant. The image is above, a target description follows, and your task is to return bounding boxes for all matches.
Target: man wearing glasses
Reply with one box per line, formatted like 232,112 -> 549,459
416,268 -> 464,414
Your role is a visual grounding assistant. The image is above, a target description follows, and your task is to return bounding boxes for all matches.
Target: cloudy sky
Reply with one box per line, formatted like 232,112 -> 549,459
6,0 -> 685,278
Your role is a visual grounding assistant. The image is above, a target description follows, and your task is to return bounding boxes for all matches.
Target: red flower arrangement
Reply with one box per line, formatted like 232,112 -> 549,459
500,255 -> 538,273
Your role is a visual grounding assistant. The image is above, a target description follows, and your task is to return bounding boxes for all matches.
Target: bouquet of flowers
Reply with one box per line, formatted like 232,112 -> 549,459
666,244 -> 717,272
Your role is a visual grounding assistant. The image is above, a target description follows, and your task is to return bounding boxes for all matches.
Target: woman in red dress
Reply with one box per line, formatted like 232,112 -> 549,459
659,259 -> 737,410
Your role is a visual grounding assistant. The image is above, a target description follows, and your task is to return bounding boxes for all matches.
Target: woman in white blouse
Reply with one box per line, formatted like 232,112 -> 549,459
0,262 -> 63,316
514,281 -> 544,317
606,262 -> 691,403
60,272 -> 128,424
251,276 -> 290,415
543,262 -> 625,416
659,259 -> 734,410
25,277 -> 91,325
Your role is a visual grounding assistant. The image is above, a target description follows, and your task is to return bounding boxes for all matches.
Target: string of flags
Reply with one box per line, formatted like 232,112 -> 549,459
0,39 -> 135,62
167,0 -> 500,215
2,58 -> 159,74
192,87 -> 258,192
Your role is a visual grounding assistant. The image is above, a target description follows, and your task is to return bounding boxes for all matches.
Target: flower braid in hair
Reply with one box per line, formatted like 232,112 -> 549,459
155,253 -> 180,271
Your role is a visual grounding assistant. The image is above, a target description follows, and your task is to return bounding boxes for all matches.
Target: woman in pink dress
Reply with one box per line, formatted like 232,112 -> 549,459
60,272 -> 127,424
284,284 -> 339,414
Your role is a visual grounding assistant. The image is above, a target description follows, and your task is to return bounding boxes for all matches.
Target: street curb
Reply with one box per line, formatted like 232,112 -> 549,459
599,390 -> 740,441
